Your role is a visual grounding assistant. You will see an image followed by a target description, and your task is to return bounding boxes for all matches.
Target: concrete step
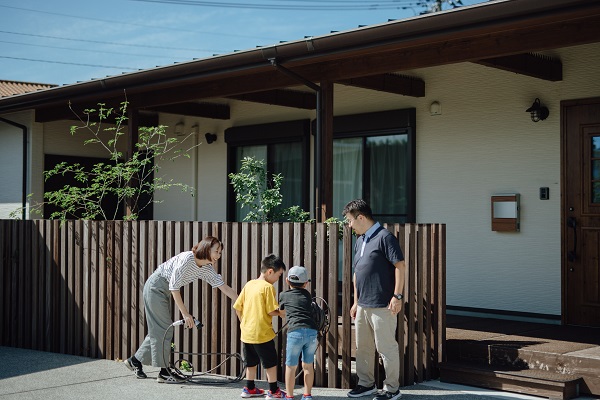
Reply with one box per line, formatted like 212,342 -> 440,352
439,362 -> 583,400
446,338 -> 600,395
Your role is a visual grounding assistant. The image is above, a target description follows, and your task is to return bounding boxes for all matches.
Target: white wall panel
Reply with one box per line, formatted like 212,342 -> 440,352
415,42 -> 600,316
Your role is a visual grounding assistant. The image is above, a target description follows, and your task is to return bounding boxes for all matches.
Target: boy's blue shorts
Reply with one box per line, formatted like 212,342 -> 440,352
285,328 -> 318,366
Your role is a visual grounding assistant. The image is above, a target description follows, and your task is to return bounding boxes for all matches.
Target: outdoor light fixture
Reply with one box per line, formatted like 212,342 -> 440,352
205,132 -> 217,144
430,101 -> 442,116
525,98 -> 549,122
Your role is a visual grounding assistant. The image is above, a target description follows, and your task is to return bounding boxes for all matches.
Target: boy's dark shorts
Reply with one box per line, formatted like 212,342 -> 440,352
243,340 -> 278,369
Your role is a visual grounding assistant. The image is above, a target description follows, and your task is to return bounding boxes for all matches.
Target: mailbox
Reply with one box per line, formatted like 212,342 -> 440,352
491,193 -> 520,232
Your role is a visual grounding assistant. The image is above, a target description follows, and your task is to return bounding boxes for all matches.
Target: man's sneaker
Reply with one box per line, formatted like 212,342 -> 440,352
373,390 -> 401,400
266,389 -> 286,399
241,387 -> 265,398
124,357 -> 147,379
301,395 -> 313,400
347,385 -> 377,398
156,368 -> 187,383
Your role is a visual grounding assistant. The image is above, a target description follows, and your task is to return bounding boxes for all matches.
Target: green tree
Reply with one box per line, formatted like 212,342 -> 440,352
23,101 -> 197,221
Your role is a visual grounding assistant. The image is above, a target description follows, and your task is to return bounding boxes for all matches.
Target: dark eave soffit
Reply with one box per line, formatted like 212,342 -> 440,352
473,53 -> 563,81
228,89 -> 316,109
338,73 -> 425,97
144,102 -> 230,119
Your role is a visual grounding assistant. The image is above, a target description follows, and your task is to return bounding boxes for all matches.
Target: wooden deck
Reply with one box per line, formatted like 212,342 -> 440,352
442,314 -> 600,399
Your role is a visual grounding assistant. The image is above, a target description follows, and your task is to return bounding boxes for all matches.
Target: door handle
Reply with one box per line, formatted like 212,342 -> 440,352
567,217 -> 577,262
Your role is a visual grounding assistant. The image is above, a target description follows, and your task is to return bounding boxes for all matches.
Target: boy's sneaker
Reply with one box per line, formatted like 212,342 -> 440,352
347,385 -> 377,398
124,357 -> 147,379
156,368 -> 187,383
241,387 -> 265,398
373,390 -> 401,400
301,395 -> 313,400
266,389 -> 286,399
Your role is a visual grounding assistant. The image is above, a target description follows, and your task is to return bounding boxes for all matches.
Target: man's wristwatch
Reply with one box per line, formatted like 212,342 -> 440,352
393,293 -> 403,300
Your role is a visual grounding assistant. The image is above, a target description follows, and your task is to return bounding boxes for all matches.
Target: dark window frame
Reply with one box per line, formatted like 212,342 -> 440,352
329,108 -> 416,223
225,119 -> 311,222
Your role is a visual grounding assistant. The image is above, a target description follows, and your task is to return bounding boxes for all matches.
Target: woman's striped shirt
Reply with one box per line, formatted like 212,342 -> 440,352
155,251 -> 224,290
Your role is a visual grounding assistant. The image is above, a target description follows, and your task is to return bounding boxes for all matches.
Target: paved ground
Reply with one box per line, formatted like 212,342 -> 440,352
0,346 -> 588,400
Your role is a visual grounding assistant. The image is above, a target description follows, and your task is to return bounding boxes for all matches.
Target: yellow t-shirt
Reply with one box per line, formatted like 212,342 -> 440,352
233,279 -> 279,344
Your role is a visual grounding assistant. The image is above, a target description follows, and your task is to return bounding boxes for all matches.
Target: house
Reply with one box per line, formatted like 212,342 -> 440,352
1,0 -> 599,328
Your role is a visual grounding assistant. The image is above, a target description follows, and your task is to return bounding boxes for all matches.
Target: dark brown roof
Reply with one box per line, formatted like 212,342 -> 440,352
0,80 -> 57,98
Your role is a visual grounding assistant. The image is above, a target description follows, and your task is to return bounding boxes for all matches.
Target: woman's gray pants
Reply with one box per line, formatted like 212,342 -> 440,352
135,272 -> 173,368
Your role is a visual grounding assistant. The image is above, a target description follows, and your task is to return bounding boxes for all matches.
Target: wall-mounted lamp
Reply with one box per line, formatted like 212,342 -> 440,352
525,98 -> 549,122
205,132 -> 217,144
174,122 -> 185,136
430,101 -> 442,116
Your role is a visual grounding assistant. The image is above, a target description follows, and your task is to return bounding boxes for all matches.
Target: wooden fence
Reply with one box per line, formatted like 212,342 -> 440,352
0,220 -> 445,388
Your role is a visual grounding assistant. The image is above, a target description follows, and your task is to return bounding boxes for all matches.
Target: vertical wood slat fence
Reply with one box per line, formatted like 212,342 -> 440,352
0,220 -> 445,389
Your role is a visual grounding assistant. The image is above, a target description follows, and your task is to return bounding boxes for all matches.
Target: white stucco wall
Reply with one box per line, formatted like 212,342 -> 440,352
0,111 -> 29,218
415,42 -> 600,316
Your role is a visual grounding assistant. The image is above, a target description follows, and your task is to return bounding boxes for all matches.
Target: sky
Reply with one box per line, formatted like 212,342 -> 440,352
0,0 -> 486,86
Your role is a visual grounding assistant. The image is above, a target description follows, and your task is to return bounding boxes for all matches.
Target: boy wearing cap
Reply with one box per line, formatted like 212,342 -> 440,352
278,266 -> 319,400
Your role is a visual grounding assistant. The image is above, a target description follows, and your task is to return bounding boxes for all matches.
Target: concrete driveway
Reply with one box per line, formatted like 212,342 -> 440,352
0,346 -> 552,400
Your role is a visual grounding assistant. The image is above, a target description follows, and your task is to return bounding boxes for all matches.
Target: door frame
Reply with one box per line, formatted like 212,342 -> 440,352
560,96 -> 600,325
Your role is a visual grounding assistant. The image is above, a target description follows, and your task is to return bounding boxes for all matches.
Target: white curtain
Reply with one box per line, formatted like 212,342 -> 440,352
333,138 -> 363,220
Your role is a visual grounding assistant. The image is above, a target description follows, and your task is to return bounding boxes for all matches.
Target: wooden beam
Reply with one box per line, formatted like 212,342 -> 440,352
338,74 -> 425,97
283,14 -> 600,82
229,89 -> 316,109
473,53 -> 562,81
144,102 -> 230,120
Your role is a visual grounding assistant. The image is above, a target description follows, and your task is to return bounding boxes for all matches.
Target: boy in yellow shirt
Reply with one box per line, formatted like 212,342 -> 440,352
234,254 -> 286,399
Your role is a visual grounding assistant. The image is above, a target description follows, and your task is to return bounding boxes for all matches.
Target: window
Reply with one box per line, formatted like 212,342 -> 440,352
43,154 -> 154,220
225,120 -> 310,221
332,109 -> 415,223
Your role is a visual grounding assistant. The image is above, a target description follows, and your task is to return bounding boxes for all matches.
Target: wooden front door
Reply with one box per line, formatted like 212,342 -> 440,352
563,98 -> 600,327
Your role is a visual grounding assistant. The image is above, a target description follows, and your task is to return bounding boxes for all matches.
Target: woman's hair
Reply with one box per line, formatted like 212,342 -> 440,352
192,236 -> 223,260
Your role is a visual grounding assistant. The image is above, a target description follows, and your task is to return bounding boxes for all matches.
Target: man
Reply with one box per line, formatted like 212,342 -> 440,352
343,199 -> 406,400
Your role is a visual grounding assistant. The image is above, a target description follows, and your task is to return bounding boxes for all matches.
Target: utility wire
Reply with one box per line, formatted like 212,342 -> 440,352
0,4 -> 273,40
131,0 -> 425,10
0,39 -> 201,59
0,30 -> 213,52
0,56 -> 138,70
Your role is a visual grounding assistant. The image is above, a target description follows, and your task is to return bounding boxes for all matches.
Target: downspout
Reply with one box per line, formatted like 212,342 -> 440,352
267,58 -> 324,222
0,117 -> 28,220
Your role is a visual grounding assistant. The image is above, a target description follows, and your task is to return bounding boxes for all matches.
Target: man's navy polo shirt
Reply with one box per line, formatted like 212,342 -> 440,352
354,223 -> 404,308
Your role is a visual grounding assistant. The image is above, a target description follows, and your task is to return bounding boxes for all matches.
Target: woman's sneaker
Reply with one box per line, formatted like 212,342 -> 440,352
241,387 -> 265,397
124,357 -> 147,379
156,367 -> 187,383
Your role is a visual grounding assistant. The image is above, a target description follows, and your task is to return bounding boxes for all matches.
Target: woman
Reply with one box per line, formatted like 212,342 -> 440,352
124,236 -> 237,383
